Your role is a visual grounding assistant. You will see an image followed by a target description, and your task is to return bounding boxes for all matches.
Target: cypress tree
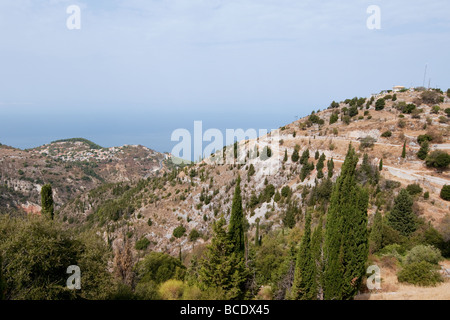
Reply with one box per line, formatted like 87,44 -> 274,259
283,149 -> 288,162
402,141 -> 406,158
358,153 -> 377,185
199,218 -> 249,299
300,149 -> 310,165
255,219 -> 260,247
323,144 -> 369,300
247,164 -> 255,179
291,147 -> 300,163
327,158 -> 334,178
293,211 -> 316,300
41,184 -> 54,220
282,202 -> 297,229
316,153 -> 326,171
317,170 -> 324,179
379,158 -> 383,171
300,162 -> 314,182
228,175 -> 245,256
311,216 -> 324,300
369,211 -> 383,254
387,189 -> 416,236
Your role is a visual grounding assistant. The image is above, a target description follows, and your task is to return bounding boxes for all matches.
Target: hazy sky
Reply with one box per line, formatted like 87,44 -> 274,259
1,0 -> 449,156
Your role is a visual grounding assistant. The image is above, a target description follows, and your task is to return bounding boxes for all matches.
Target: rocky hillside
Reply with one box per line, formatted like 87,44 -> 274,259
0,138 -> 168,213
58,88 -> 450,257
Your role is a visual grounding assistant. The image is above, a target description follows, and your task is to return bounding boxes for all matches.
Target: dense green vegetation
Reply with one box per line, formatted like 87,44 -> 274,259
0,216 -> 114,299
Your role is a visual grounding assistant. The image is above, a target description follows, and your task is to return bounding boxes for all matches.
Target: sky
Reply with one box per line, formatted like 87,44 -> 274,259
0,0 -> 449,159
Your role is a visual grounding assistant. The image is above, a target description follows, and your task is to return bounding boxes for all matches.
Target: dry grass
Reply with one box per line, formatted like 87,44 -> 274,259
357,281 -> 450,300
356,259 -> 450,300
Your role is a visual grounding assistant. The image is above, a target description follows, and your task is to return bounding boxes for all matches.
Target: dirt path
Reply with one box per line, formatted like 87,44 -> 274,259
385,166 -> 448,186
330,157 -> 449,188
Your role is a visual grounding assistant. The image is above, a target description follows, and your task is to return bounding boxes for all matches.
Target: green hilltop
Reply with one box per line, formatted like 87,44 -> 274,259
50,138 -> 103,150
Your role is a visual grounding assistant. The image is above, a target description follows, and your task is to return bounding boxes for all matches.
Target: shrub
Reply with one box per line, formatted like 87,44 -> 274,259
342,115 -> 351,125
424,191 -> 430,200
440,185 -> 450,201
384,180 -> 401,190
379,244 -> 405,260
425,151 -> 450,170
329,113 -> 339,125
375,98 -> 385,111
308,114 -> 324,125
260,184 -> 275,203
329,101 -> 339,109
397,261 -> 442,286
182,285 -> 203,300
406,184 -> 423,196
135,252 -> 185,285
417,141 -> 429,160
397,119 -> 406,128
404,245 -> 443,265
147,218 -> 153,226
431,105 -> 441,114
173,225 -> 186,238
134,281 -> 160,300
421,91 -> 442,105
359,136 -> 376,149
381,131 -> 392,138
159,279 -> 185,300
402,103 -> 416,114
439,116 -> 447,124
189,229 -> 201,242
349,106 -> 358,117
417,134 -> 432,145
135,237 -> 151,250
445,108 -> 450,117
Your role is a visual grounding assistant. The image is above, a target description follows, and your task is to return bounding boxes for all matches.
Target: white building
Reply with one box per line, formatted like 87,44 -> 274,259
393,85 -> 405,92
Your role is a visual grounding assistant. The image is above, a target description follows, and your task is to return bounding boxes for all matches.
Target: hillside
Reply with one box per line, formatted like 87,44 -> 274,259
0,139 -> 168,214
58,88 -> 450,258
2,88 -> 450,300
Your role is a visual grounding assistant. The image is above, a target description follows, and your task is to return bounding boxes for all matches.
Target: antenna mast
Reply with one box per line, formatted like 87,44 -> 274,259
423,64 -> 427,87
